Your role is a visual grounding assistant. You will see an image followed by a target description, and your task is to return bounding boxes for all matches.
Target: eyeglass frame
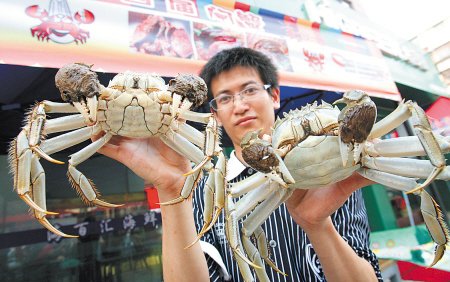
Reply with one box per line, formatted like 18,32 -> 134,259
209,84 -> 272,111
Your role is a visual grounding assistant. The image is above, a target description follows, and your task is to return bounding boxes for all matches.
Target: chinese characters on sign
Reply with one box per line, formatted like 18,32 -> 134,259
204,4 -> 265,30
166,0 -> 198,17
46,211 -> 162,243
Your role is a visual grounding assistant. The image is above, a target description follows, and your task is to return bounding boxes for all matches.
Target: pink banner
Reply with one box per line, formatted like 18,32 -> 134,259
0,0 -> 400,100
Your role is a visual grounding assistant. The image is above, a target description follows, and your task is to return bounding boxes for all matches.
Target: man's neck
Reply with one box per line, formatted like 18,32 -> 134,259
233,144 -> 246,165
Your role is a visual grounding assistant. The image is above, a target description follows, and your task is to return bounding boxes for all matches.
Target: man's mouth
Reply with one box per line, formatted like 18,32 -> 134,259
235,116 -> 256,126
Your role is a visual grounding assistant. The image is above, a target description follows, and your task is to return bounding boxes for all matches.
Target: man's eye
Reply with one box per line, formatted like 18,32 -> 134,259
217,95 -> 232,104
243,87 -> 258,96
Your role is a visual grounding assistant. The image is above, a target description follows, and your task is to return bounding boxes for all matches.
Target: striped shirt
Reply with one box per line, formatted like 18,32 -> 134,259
192,153 -> 383,282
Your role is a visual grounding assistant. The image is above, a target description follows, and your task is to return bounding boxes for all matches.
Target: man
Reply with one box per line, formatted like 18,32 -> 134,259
100,47 -> 381,281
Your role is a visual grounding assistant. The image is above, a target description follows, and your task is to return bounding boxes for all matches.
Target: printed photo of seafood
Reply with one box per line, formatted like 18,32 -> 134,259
246,33 -> 293,72
193,22 -> 245,61
129,12 -> 194,59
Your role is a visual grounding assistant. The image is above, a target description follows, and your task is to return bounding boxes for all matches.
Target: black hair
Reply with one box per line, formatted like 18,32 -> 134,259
199,47 -> 279,102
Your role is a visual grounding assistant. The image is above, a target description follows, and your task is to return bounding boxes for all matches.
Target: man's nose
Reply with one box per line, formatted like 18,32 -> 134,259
233,93 -> 246,104
233,94 -> 249,111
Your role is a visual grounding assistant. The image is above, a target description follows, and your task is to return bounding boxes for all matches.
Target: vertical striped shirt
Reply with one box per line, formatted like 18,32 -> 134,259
192,153 -> 383,282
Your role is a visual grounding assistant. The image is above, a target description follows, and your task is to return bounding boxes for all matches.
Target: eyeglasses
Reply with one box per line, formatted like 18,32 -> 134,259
209,84 -> 271,111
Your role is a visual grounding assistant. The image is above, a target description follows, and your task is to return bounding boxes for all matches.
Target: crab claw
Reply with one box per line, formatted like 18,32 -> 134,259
168,74 -> 208,109
335,90 -> 377,167
266,158 -> 295,187
72,96 -> 98,125
92,199 -> 124,208
32,146 -> 64,164
241,129 -> 263,148
183,156 -> 210,176
20,194 -> 58,215
333,97 -> 345,105
38,218 -> 79,238
74,9 -> 95,24
406,167 -> 444,195
25,5 -> 48,18
241,130 -> 295,186
55,63 -> 101,125
333,90 -> 370,106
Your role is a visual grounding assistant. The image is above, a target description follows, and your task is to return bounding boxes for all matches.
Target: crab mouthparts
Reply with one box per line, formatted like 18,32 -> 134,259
73,96 -> 98,125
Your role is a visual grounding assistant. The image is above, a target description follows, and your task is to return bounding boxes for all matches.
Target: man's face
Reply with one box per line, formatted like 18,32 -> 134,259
210,66 -> 280,148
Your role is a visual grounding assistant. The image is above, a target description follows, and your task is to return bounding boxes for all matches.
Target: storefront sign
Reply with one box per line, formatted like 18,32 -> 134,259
303,0 -> 428,70
0,0 -> 400,99
0,210 -> 162,249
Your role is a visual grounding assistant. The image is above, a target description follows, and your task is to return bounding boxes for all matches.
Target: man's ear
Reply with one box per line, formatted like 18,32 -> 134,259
211,109 -> 223,126
271,87 -> 281,110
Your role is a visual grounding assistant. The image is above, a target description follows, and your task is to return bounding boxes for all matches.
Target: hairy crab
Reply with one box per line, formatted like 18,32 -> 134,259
199,90 -> 450,281
9,63 -> 223,237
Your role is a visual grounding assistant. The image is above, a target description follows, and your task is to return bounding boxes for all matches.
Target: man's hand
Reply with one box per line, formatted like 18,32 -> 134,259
97,135 -> 191,201
285,173 -> 379,282
285,173 -> 373,232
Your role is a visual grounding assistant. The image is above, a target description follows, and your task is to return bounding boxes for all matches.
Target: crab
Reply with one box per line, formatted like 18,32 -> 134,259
9,63 -> 223,237
25,1 -> 95,44
197,90 -> 450,281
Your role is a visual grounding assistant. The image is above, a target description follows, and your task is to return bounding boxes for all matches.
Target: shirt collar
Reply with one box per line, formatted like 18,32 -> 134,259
226,150 -> 247,181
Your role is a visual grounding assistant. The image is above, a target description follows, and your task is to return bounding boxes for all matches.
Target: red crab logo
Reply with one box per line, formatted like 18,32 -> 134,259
25,0 -> 95,44
303,48 -> 325,72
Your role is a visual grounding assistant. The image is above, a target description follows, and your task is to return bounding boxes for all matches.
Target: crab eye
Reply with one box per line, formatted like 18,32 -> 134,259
61,91 -> 71,102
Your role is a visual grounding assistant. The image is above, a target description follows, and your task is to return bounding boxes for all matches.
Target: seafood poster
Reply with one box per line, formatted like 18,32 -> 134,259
0,0 -> 400,100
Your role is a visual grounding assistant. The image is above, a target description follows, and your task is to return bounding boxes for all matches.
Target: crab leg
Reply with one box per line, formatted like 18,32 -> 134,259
11,131 -> 56,215
368,101 -> 446,193
24,103 -> 63,164
253,226 -> 287,277
240,189 -> 291,276
421,191 -> 450,267
225,194 -> 260,282
200,152 -> 226,234
175,122 -> 205,148
11,133 -> 76,237
44,114 -> 86,134
365,135 -> 450,157
159,129 -> 218,207
41,100 -> 81,113
185,152 -> 226,247
191,170 -> 216,240
242,226 -> 288,282
358,168 -> 420,192
235,180 -> 276,219
40,126 -> 101,155
67,132 -> 121,208
359,168 -> 449,266
188,117 -> 220,175
229,160 -> 293,196
160,170 -> 203,207
241,234 -> 270,282
30,154 -> 78,238
156,115 -> 220,207
179,110 -> 212,124
241,189 -> 292,236
160,130 -> 212,171
26,102 -> 88,163
362,156 -> 450,180
229,173 -> 269,197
